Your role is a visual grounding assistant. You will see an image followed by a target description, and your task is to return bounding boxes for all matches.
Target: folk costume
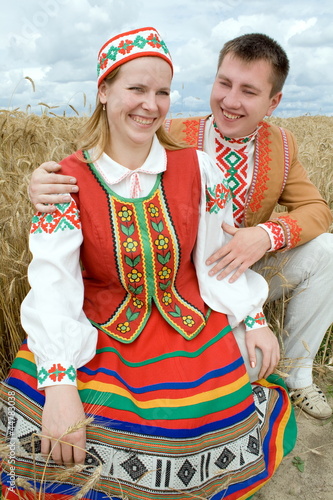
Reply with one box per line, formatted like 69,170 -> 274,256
165,114 -> 333,390
0,138 -> 296,500
165,115 -> 332,247
0,27 -> 296,500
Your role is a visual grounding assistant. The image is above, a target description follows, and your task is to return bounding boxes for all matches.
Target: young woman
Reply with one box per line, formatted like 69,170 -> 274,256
0,27 -> 296,500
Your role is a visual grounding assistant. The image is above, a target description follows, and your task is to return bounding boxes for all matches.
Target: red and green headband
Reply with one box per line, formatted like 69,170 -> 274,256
97,26 -> 173,86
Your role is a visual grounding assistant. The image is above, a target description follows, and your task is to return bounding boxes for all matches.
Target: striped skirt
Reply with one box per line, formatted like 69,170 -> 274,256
0,307 -> 296,500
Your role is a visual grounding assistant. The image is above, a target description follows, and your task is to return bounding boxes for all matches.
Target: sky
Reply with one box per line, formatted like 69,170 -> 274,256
1,0 -> 333,118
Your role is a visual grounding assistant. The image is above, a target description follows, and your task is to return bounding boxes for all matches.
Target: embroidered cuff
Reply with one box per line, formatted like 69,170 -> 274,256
257,222 -> 285,251
37,361 -> 77,390
244,311 -> 267,331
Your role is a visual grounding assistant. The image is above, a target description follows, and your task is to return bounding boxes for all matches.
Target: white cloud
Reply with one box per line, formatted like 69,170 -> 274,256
287,17 -> 317,38
1,0 -> 333,116
183,96 -> 205,110
170,90 -> 181,105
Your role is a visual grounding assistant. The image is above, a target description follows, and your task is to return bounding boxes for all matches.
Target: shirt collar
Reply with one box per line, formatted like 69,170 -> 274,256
210,115 -> 260,145
92,135 -> 167,186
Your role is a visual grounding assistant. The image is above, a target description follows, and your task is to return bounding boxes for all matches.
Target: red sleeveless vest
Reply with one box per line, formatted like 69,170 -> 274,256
59,148 -> 209,343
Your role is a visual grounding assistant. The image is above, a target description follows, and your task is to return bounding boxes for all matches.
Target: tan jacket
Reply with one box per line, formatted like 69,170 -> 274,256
166,115 -> 332,250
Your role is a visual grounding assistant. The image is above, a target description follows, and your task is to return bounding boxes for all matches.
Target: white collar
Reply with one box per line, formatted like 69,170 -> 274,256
208,114 -> 260,145
91,135 -> 167,187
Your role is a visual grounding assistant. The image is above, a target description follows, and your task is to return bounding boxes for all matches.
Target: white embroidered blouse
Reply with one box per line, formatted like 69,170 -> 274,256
21,136 -> 268,389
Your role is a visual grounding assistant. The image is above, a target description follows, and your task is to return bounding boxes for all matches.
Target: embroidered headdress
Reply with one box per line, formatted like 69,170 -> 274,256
97,26 -> 173,86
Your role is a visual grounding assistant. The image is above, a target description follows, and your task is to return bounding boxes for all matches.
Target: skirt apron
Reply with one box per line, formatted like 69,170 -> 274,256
0,306 -> 296,500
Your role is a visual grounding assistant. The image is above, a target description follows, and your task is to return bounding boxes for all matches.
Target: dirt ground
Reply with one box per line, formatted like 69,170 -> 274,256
255,371 -> 333,500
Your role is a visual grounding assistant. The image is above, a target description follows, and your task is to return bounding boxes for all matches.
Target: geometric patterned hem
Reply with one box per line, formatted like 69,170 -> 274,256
0,383 -> 283,500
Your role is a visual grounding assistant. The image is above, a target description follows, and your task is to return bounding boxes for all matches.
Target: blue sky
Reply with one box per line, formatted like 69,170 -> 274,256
1,0 -> 333,117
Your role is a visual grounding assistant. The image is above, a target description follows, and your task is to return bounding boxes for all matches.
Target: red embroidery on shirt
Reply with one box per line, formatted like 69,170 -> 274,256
206,182 -> 230,213
263,221 -> 285,250
48,363 -> 67,382
215,132 -> 248,227
276,216 -> 302,249
254,312 -> 266,325
31,199 -> 81,234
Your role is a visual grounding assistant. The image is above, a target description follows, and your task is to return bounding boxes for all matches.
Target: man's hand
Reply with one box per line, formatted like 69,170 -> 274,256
42,385 -> 87,466
206,222 -> 271,282
245,326 -> 280,380
29,161 -> 79,213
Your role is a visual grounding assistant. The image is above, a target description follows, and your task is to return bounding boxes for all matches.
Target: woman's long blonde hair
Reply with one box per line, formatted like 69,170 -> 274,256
76,66 -> 184,161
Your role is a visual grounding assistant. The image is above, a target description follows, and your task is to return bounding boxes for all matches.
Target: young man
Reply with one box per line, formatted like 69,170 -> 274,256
29,33 -> 333,419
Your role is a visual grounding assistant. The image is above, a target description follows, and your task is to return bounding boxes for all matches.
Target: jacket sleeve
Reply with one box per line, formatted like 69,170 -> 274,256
267,128 -> 332,250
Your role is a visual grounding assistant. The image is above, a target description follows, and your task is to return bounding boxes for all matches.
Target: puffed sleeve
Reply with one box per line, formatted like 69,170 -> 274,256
193,150 -> 268,330
21,198 -> 98,390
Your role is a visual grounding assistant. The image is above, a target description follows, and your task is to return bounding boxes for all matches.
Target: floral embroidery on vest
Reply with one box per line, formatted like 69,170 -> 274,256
96,188 -> 206,343
31,200 -> 81,234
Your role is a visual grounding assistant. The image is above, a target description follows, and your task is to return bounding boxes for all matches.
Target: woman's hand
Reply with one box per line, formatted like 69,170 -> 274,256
245,326 -> 280,380
42,385 -> 87,466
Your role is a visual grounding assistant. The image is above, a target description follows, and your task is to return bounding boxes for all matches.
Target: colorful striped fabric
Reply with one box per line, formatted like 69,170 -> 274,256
0,306 -> 296,500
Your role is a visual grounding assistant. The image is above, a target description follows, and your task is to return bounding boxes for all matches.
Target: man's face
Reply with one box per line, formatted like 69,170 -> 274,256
210,53 -> 282,138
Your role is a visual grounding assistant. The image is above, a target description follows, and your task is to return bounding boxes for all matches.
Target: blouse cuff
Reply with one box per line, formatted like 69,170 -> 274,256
36,360 -> 77,390
257,222 -> 285,251
244,309 -> 267,332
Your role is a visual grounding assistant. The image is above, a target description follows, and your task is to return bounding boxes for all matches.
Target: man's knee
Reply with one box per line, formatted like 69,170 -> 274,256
312,232 -> 333,254
274,232 -> 333,271
300,233 -> 333,270
255,232 -> 333,300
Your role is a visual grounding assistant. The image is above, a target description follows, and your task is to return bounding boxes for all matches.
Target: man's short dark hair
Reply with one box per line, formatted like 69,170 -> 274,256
217,33 -> 290,96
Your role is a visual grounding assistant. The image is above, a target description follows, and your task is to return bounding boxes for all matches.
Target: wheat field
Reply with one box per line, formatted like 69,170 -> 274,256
0,110 -> 332,380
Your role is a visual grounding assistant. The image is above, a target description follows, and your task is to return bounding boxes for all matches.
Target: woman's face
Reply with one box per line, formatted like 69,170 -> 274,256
99,57 -> 172,157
